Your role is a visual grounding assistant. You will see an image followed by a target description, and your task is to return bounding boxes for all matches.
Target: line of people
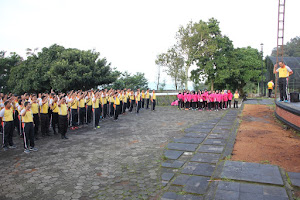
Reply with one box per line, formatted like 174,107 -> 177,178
177,89 -> 240,111
0,88 -> 157,154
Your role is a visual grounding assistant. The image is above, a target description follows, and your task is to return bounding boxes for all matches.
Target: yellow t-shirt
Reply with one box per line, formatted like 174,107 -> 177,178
267,82 -> 274,89
146,92 -> 150,99
1,108 -> 14,122
114,97 -> 120,105
52,102 -> 59,113
71,99 -> 78,109
93,98 -> 100,109
58,104 -> 68,116
22,109 -> 33,123
234,93 -> 239,99
110,96 -> 114,103
136,94 -> 141,101
79,99 -> 85,108
123,94 -> 127,102
31,103 -> 39,114
142,92 -> 145,99
40,102 -> 48,114
152,93 -> 156,100
86,98 -> 92,106
278,67 -> 288,78
130,95 -> 135,100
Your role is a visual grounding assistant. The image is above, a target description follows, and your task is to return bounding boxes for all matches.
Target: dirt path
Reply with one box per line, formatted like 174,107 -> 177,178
231,104 -> 300,172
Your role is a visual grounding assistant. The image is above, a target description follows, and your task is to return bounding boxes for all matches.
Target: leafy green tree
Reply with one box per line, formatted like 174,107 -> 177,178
0,51 -> 23,93
111,71 -> 148,90
156,46 -> 185,90
271,36 -> 300,57
8,44 -> 118,94
224,47 -> 263,96
176,20 -> 210,89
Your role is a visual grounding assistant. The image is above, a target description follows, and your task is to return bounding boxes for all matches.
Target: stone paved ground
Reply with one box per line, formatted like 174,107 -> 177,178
0,106 -> 227,200
160,99 -> 297,200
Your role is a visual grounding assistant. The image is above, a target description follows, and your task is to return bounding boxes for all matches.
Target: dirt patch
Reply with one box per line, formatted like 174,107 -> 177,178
231,104 -> 300,172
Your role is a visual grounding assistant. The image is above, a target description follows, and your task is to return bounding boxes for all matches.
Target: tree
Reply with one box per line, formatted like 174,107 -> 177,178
190,19 -> 234,91
271,36 -> 300,57
176,19 -> 211,89
0,51 -> 22,93
156,46 -> 185,90
111,71 -> 148,90
7,44 -> 118,94
224,47 -> 263,96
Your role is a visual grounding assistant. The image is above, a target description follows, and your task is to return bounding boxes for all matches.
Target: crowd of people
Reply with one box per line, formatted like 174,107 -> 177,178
0,88 -> 157,154
176,89 -> 240,111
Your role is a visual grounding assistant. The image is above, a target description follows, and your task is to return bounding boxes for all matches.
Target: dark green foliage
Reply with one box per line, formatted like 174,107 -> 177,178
111,71 -> 148,90
271,36 -> 300,57
6,44 -> 119,94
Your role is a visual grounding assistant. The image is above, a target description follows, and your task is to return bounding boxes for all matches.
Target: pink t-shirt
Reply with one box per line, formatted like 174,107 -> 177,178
192,94 -> 198,102
223,93 -> 228,101
202,93 -> 207,101
187,94 -> 192,102
216,93 -> 222,102
177,94 -> 183,100
228,92 -> 233,100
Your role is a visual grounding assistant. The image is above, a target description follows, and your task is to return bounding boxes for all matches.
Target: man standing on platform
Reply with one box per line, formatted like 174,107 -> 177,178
267,80 -> 274,98
273,61 -> 293,102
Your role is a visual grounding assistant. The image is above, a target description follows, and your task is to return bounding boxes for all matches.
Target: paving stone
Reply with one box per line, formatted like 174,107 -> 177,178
185,128 -> 212,133
215,181 -> 288,200
173,137 -> 205,144
162,173 -> 174,181
198,145 -> 224,154
182,162 -> 215,177
212,129 -> 231,134
184,132 -> 208,138
167,143 -> 198,152
164,150 -> 184,160
183,176 -> 210,194
221,161 -> 284,185
161,192 -> 177,200
172,175 -> 190,186
203,138 -> 226,146
208,133 -> 230,139
162,160 -> 185,169
191,153 -> 221,164
287,172 -> 300,187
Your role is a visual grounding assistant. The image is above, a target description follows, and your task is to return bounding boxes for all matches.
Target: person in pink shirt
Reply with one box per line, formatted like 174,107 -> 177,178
198,91 -> 203,110
223,91 -> 228,109
184,92 -> 189,110
227,90 -> 233,108
202,90 -> 208,110
187,92 -> 192,110
177,92 -> 183,110
215,90 -> 222,110
192,91 -> 198,110
211,91 -> 216,111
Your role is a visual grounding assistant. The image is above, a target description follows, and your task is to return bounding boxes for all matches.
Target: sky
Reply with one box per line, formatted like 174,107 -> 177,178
1,0 -> 299,89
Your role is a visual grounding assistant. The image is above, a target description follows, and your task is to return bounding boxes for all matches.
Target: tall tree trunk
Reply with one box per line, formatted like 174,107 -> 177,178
211,79 -> 214,91
156,65 -> 160,90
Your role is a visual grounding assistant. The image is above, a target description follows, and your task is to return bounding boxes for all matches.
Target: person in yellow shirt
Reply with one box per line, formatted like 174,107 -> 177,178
114,92 -> 121,120
122,91 -> 127,114
129,91 -> 135,112
21,102 -> 37,153
274,61 -> 293,102
145,89 -> 150,109
92,92 -> 101,128
233,90 -> 239,108
86,92 -> 92,124
78,92 -> 86,126
267,80 -> 274,98
51,96 -> 59,135
31,95 -> 40,140
109,92 -> 115,118
39,96 -> 50,136
101,91 -> 108,119
58,97 -> 69,139
141,90 -> 145,109
69,93 -> 78,130
0,100 -> 15,151
151,90 -> 156,111
136,90 -> 141,114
